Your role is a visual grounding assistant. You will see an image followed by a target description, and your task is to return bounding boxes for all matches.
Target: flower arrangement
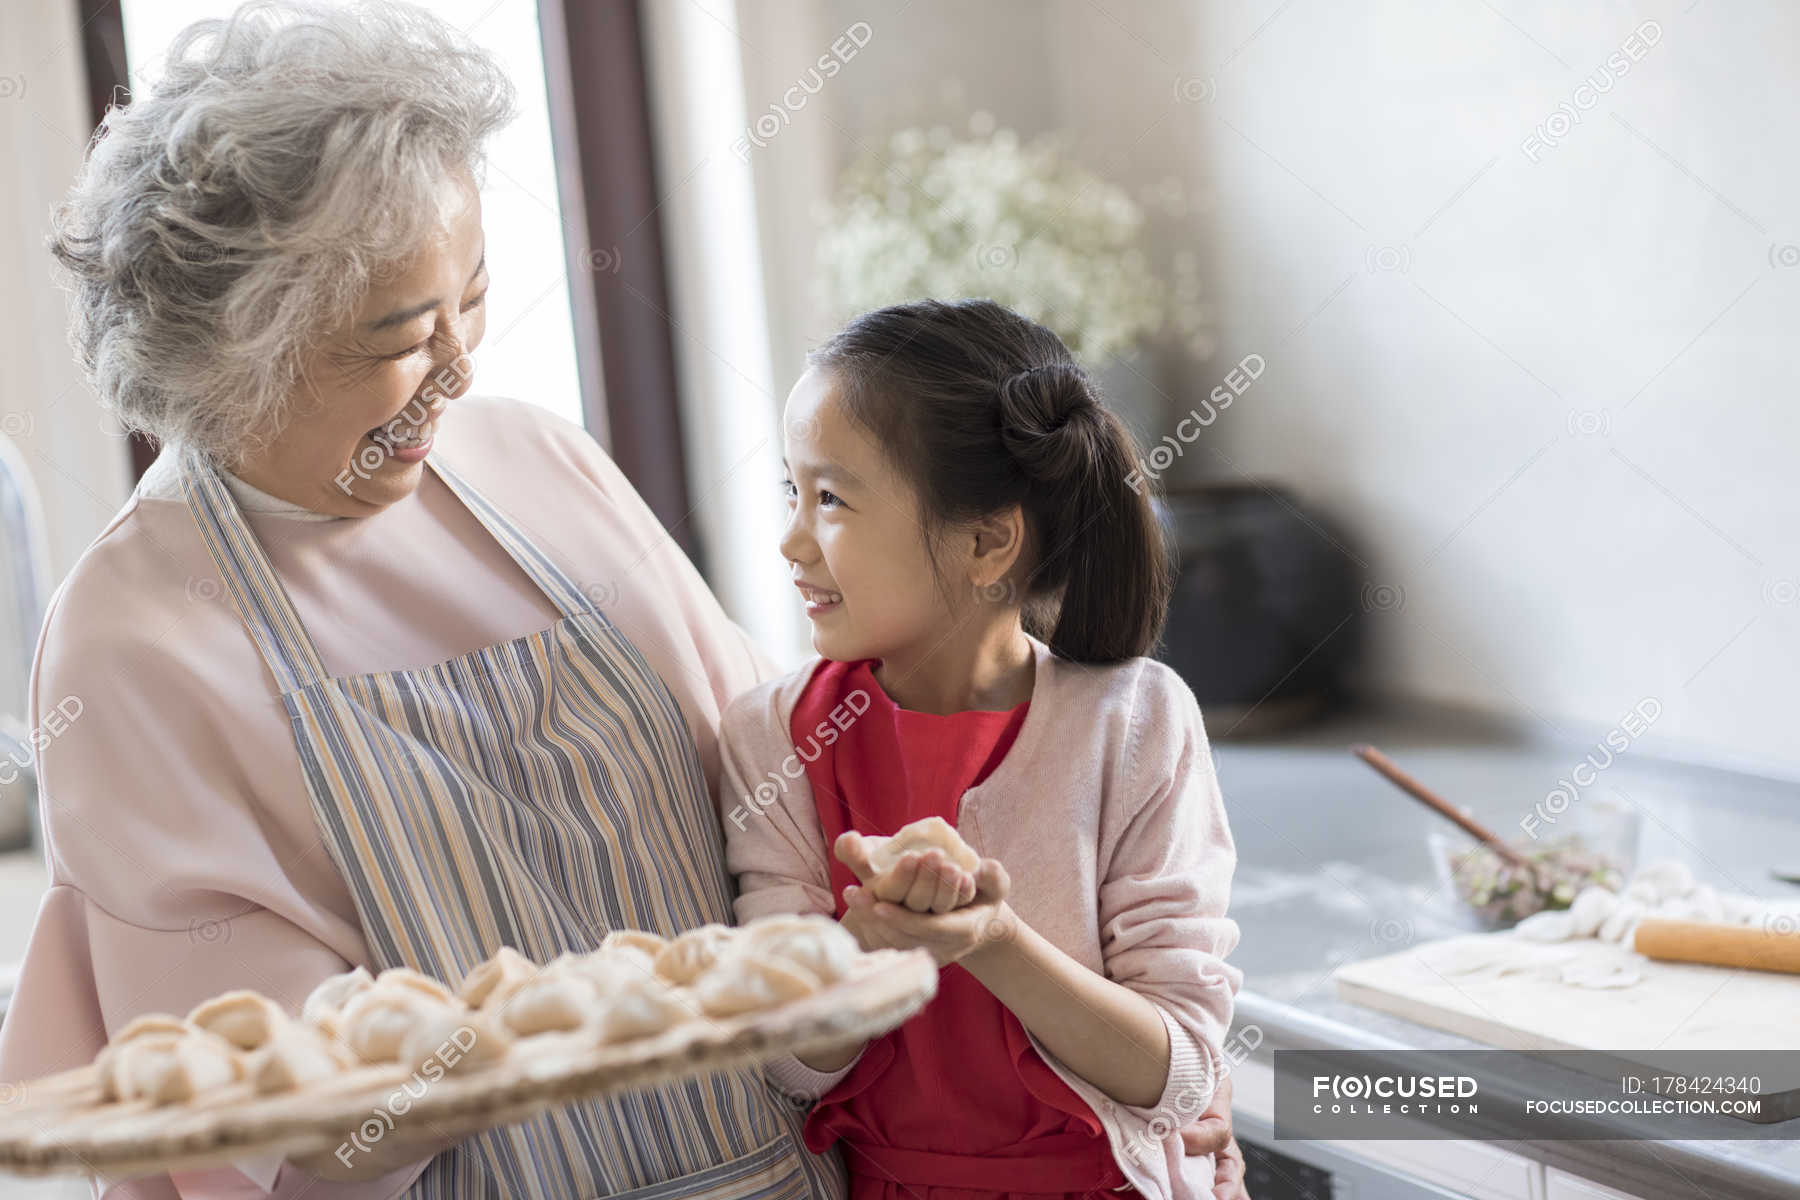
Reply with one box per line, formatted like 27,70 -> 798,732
816,124 -> 1173,366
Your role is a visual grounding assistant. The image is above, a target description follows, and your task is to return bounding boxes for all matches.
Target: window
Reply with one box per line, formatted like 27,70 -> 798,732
119,0 -> 585,426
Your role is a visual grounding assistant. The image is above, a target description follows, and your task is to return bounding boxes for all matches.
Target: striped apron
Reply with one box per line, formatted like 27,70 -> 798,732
181,446 -> 843,1200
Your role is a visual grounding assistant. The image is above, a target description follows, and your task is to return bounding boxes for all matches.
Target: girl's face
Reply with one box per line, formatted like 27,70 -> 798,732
780,367 -> 961,663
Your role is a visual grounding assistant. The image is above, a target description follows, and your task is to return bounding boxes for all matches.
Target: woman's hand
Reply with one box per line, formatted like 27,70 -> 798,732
1180,1072 -> 1250,1198
834,830 -> 978,913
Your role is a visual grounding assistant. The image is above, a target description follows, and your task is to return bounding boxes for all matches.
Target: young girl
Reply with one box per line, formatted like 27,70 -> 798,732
717,299 -> 1241,1200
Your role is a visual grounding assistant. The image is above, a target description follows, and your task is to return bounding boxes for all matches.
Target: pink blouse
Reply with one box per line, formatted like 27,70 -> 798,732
0,396 -> 779,1198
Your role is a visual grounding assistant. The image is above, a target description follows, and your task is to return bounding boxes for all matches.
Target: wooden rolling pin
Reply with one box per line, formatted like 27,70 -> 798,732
1634,918 -> 1800,975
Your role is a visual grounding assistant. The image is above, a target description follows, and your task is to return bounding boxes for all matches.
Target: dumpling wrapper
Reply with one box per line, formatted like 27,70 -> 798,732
864,816 -> 980,876
654,925 -> 737,986
400,1009 -> 513,1075
249,1025 -> 358,1094
1559,960 -> 1642,989
694,952 -> 819,1017
741,914 -> 860,985
458,946 -> 538,1010
302,966 -> 374,1031
188,989 -> 288,1051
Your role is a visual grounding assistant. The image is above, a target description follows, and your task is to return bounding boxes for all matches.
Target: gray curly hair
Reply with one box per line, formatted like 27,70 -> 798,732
49,0 -> 518,464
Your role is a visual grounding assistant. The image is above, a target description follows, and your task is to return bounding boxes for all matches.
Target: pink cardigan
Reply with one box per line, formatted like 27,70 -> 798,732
717,635 -> 1243,1200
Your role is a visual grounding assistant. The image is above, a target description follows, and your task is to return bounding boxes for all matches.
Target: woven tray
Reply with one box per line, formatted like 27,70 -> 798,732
0,948 -> 937,1179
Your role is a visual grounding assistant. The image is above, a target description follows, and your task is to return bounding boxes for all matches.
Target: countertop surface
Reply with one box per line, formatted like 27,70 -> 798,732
1212,701 -> 1800,1198
4,703 -> 1797,1196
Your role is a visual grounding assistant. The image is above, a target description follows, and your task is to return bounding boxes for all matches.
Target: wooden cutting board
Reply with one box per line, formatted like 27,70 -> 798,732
1334,933 -> 1800,1100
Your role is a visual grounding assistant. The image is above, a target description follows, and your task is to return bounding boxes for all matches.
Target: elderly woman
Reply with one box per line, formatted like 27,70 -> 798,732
0,2 -> 1246,1198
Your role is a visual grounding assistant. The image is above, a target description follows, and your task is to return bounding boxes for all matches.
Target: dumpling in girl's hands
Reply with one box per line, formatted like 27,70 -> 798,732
187,990 -> 287,1051
863,816 -> 980,877
741,914 -> 860,985
654,924 -> 737,985
694,951 -> 820,1017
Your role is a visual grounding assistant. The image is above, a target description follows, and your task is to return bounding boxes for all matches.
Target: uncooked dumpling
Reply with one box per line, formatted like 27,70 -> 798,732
742,914 -> 860,984
376,966 -> 458,1007
458,946 -> 537,1010
400,1009 -> 513,1074
602,930 -> 668,958
110,1014 -> 192,1044
865,816 -> 980,876
1598,900 -> 1645,945
565,945 -> 661,992
593,975 -> 694,1042
654,924 -> 737,986
499,972 -> 602,1036
1568,886 -> 1618,938
302,966 -> 374,1031
249,1025 -> 358,1094
694,952 -> 819,1017
1514,910 -> 1576,942
109,1030 -> 243,1105
188,990 -> 287,1051
339,990 -> 440,1064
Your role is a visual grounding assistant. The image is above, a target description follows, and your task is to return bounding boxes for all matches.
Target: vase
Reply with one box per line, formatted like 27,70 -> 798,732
1153,483 -> 1364,736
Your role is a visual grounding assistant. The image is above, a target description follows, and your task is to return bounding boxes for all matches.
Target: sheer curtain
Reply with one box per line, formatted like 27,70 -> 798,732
639,0 -> 825,667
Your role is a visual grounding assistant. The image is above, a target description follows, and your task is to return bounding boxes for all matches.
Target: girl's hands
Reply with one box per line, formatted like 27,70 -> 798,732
834,830 -> 978,913
834,832 -> 1015,968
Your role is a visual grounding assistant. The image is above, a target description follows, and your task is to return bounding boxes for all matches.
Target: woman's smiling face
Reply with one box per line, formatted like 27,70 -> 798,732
780,366 -> 955,663
234,165 -> 489,516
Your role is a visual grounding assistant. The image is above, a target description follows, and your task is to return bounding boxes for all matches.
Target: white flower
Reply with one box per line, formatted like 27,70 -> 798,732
816,127 -> 1177,365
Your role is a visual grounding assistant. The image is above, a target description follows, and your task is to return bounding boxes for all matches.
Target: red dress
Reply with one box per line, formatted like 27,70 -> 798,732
793,659 -> 1140,1200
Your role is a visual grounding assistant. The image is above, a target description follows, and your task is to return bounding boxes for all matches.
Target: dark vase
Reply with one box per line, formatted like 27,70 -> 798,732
1153,483 -> 1364,737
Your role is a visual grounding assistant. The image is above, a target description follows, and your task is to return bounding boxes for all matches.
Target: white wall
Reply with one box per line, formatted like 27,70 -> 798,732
745,0 -> 1798,772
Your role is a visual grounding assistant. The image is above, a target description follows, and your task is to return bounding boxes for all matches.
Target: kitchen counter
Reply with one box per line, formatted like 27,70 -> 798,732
1214,702 -> 1800,1199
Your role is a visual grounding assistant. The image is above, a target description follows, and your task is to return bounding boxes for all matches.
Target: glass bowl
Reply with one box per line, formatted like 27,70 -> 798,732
1429,799 -> 1640,929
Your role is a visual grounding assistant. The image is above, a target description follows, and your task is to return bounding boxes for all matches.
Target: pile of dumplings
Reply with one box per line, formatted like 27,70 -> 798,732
1512,859 -> 1800,945
90,914 -> 863,1108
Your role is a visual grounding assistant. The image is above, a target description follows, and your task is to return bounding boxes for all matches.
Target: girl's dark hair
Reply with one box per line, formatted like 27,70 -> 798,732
807,298 -> 1171,664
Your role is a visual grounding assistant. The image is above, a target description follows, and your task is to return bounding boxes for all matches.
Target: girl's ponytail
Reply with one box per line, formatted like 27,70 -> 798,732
810,298 -> 1172,665
996,363 -> 1171,663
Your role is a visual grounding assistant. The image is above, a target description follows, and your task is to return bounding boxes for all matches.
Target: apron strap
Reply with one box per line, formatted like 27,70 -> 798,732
180,447 -> 329,694
426,456 -> 594,620
181,444 -> 596,695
